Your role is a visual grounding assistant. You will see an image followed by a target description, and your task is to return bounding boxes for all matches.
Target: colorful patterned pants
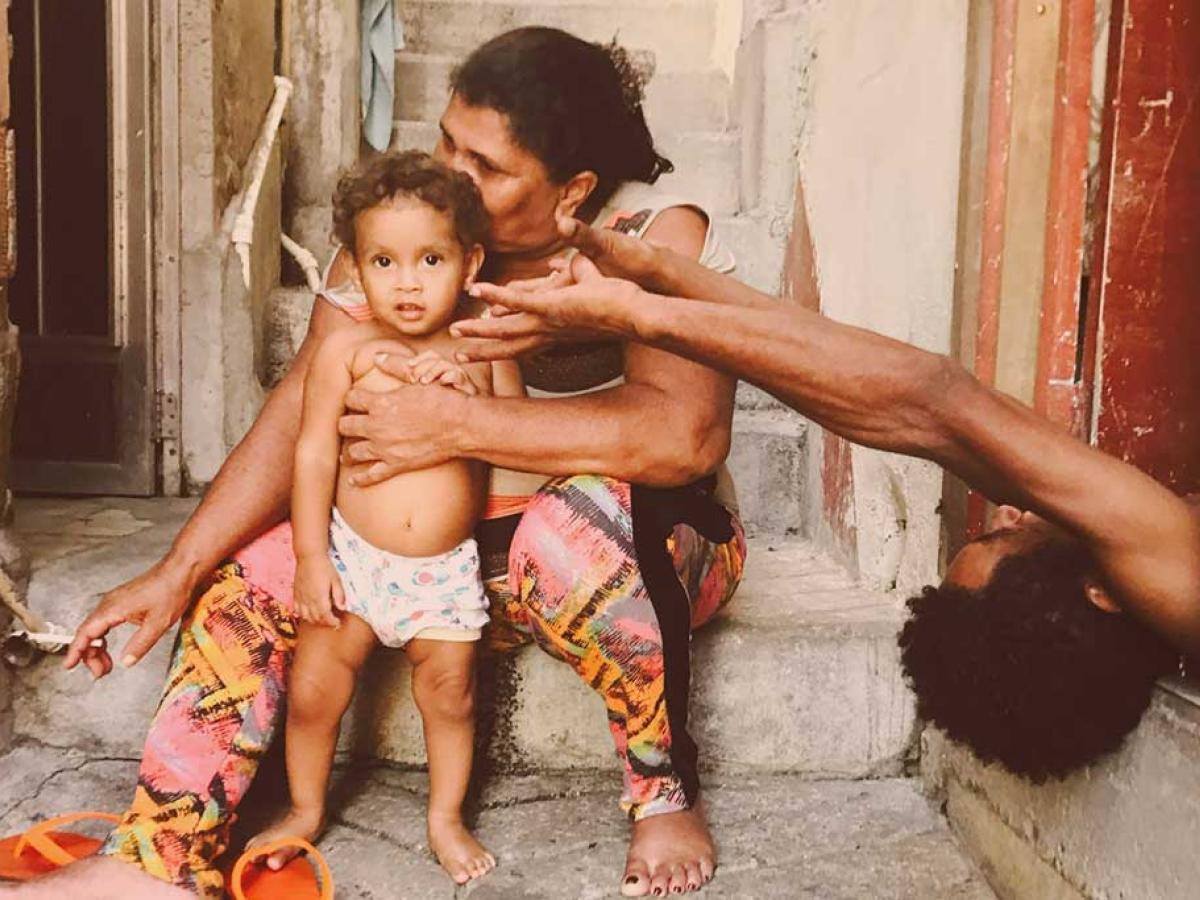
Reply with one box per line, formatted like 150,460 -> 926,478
98,475 -> 745,897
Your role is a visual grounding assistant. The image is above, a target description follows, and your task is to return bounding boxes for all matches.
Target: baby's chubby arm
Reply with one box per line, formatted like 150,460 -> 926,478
292,330 -> 358,627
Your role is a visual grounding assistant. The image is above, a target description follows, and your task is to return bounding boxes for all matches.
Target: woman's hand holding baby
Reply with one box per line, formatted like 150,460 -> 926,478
294,555 -> 345,628
339,381 -> 467,486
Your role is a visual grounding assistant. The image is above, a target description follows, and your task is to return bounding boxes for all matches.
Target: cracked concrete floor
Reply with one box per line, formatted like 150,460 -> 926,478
0,742 -> 994,899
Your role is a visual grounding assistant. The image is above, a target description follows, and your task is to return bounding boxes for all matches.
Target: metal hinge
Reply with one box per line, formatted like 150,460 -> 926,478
154,389 -> 180,442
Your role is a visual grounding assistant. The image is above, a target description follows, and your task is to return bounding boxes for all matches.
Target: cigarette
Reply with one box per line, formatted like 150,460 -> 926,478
16,631 -> 104,648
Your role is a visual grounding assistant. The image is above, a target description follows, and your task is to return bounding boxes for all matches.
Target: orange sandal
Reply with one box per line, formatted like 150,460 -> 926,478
228,837 -> 334,900
0,811 -> 121,881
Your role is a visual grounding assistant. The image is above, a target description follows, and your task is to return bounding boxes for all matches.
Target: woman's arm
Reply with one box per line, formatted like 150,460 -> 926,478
339,208 -> 736,487
66,297 -> 355,676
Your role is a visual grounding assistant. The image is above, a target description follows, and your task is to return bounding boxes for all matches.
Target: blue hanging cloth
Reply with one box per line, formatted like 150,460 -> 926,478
361,0 -> 401,152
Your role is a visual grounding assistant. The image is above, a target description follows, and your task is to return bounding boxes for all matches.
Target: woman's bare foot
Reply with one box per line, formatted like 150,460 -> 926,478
621,805 -> 716,897
245,806 -> 325,871
427,813 -> 496,884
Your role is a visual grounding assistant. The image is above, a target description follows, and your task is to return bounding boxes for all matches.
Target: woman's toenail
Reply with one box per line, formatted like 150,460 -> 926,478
625,876 -> 639,885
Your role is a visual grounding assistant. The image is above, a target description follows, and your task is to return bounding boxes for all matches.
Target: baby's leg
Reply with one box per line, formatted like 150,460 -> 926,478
406,637 -> 496,884
249,615 -> 376,868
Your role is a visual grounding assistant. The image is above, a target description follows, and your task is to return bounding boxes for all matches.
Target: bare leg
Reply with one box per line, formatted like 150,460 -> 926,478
506,476 -> 745,897
248,615 -> 377,870
0,857 -> 194,899
406,637 -> 495,884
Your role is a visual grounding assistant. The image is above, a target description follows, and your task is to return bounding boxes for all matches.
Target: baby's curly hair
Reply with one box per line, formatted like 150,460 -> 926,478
899,539 -> 1175,782
332,150 -> 489,252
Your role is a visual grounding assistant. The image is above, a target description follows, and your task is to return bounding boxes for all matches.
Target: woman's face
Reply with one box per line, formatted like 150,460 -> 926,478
434,94 -> 576,255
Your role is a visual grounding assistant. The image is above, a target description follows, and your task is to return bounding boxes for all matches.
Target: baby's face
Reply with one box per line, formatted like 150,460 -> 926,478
352,197 -> 481,336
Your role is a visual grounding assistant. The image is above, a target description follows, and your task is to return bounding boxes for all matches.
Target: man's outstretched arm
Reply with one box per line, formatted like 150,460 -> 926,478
464,226 -> 1200,654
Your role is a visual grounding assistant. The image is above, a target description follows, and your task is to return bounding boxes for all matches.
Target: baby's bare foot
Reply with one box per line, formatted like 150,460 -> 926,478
246,806 -> 325,872
427,813 -> 496,884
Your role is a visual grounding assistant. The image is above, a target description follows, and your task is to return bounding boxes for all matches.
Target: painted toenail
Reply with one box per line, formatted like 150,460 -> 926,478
625,876 -> 640,885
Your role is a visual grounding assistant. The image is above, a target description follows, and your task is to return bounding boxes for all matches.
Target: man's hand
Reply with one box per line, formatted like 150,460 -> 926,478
451,253 -> 644,362
556,215 -> 663,286
64,560 -> 197,678
338,377 -> 467,486
294,556 -> 344,628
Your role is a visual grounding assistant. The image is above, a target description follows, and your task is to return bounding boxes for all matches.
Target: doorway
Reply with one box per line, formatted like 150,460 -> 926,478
9,0 -> 155,495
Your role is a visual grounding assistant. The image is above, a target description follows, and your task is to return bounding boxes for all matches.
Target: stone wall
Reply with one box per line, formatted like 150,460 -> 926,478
282,0 -> 360,266
782,0 -> 970,593
923,679 -> 1200,899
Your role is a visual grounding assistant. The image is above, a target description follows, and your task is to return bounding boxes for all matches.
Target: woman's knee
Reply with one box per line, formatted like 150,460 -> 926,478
509,475 -> 633,618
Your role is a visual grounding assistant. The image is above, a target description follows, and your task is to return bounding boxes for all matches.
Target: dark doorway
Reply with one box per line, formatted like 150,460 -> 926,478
9,0 -> 155,495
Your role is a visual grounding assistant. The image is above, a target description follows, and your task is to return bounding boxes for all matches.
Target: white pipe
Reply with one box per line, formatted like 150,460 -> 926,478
232,75 -> 294,288
282,232 -> 322,293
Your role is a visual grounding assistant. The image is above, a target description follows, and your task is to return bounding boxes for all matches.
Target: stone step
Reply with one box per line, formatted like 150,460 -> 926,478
397,0 -> 719,73
390,118 -> 742,216
729,406 -> 806,536
10,501 -> 915,779
717,209 -> 790,294
923,677 -> 1200,900
395,51 -> 731,133
0,749 -> 995,898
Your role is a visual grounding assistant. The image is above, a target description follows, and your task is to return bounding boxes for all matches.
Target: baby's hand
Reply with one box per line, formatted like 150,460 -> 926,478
294,556 -> 345,628
405,350 -> 479,396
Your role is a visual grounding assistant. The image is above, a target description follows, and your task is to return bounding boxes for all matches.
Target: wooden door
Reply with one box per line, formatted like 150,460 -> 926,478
1087,0 -> 1200,492
8,0 -> 155,495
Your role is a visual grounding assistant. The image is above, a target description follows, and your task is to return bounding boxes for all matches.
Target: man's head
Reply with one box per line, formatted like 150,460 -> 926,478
900,506 -> 1175,782
333,150 -> 488,335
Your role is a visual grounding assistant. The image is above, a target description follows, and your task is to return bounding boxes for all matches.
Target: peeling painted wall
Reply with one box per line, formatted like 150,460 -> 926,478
283,0 -> 360,263
792,0 -> 969,592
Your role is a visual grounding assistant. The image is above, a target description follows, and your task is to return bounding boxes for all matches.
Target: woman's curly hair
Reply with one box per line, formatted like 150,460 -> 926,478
332,150 -> 489,251
899,539 -> 1175,782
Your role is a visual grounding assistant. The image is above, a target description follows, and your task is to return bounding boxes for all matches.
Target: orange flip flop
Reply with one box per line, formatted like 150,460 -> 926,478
0,811 -> 121,881
228,837 -> 334,900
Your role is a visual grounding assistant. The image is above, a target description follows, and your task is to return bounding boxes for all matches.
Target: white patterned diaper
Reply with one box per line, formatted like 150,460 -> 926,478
329,508 -> 489,647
